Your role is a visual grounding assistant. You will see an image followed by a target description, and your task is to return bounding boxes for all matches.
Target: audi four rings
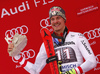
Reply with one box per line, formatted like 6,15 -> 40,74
12,49 -> 35,63
5,25 -> 28,39
96,54 -> 100,64
83,28 -> 100,40
40,17 -> 51,28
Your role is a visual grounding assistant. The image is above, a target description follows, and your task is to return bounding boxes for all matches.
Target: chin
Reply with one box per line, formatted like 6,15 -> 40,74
54,29 -> 61,32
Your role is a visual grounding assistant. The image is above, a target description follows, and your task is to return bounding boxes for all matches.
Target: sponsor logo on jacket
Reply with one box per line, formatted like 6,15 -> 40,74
61,64 -> 77,72
81,40 -> 92,54
64,41 -> 75,45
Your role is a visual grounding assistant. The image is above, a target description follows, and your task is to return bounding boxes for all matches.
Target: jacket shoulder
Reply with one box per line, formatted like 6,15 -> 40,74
69,31 -> 85,38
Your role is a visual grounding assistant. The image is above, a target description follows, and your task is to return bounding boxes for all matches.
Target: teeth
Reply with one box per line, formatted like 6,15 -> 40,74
54,24 -> 59,27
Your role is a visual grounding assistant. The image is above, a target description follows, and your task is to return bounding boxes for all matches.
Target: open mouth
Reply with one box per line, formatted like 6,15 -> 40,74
53,23 -> 60,27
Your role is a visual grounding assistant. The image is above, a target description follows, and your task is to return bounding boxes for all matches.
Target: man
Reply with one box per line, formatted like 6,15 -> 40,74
8,6 -> 97,74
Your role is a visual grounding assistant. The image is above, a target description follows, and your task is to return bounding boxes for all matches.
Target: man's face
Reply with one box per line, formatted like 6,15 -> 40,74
51,15 -> 65,32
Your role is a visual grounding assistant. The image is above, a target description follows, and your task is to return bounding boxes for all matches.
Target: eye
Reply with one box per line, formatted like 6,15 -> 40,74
51,18 -> 54,21
56,16 -> 60,20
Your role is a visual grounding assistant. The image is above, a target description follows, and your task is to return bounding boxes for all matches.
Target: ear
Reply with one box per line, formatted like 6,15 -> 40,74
64,20 -> 66,23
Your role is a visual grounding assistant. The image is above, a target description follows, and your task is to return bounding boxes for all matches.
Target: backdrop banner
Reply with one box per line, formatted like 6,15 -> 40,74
0,0 -> 100,74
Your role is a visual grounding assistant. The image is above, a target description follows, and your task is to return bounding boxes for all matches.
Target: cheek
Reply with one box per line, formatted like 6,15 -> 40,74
51,21 -> 55,26
51,23 -> 54,28
51,20 -> 55,24
51,22 -> 53,26
50,21 -> 53,25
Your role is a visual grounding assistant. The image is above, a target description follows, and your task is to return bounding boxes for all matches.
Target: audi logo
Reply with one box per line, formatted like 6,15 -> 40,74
94,54 -> 100,71
40,17 -> 51,28
12,49 -> 35,63
21,49 -> 35,60
5,25 -> 28,39
96,54 -> 100,64
83,27 -> 100,40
